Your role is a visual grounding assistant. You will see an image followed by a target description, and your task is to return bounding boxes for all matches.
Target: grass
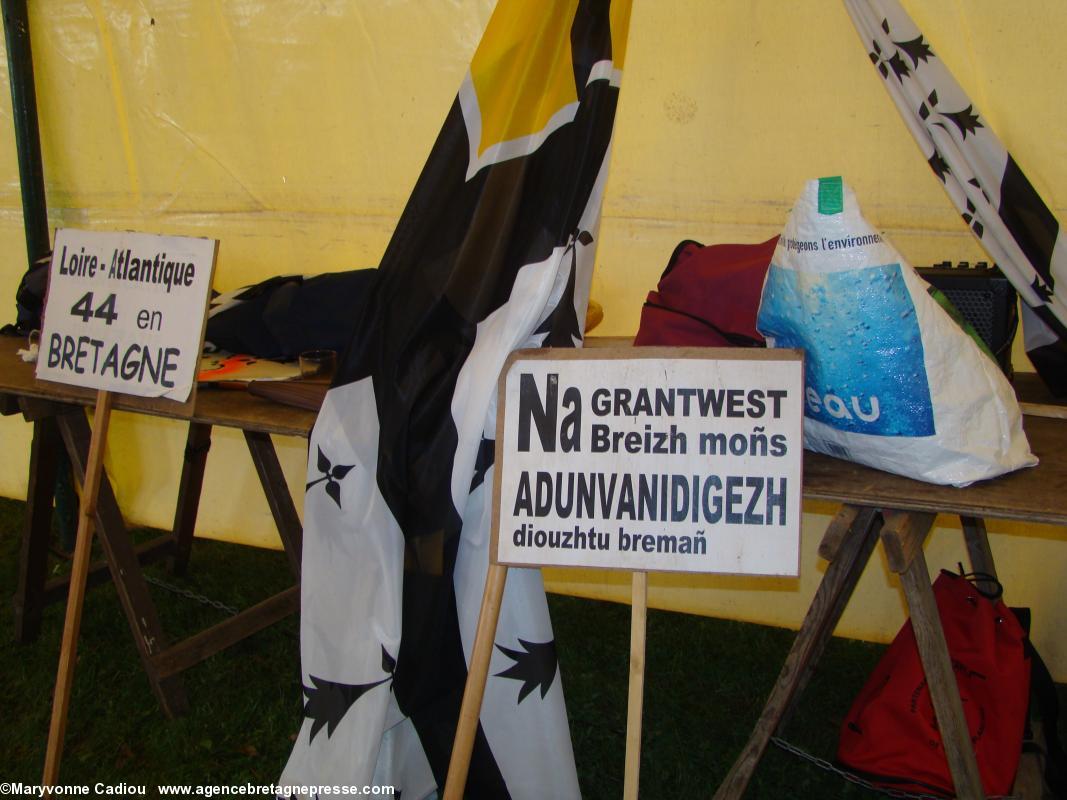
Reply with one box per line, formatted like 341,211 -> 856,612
0,495 -> 1057,797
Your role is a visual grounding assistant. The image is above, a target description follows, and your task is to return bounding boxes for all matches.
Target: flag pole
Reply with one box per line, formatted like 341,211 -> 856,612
444,561 -> 508,800
43,389 -> 113,785
624,570 -> 648,800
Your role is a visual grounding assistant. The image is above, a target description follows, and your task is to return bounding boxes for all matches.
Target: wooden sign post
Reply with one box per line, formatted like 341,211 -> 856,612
35,228 -> 217,785
624,569 -> 648,800
42,388 -> 112,784
444,347 -> 805,799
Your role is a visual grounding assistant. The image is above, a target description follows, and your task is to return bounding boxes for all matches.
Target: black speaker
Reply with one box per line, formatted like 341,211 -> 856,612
915,261 -> 1018,377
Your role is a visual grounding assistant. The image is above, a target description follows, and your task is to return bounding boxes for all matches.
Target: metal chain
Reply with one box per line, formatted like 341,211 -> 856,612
145,574 -> 240,617
770,737 -> 1019,800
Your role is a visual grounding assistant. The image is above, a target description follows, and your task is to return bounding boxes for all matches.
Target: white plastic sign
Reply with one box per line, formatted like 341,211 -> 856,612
36,229 -> 217,402
493,349 -> 805,576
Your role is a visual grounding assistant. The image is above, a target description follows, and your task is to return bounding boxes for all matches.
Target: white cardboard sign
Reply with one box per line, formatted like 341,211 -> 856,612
493,348 -> 805,576
36,228 -> 217,402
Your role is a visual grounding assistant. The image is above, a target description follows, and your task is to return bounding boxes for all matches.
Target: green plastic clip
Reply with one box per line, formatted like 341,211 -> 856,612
818,176 -> 844,215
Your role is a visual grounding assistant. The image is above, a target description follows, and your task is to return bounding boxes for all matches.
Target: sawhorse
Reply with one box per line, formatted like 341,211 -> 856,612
9,392 -> 310,717
714,506 -> 999,800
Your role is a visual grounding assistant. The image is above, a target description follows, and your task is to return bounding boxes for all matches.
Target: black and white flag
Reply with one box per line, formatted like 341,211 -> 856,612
846,0 -> 1067,395
278,1 -> 632,797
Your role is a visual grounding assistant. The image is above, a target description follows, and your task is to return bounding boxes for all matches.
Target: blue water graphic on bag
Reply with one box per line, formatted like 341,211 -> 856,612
758,263 -> 935,437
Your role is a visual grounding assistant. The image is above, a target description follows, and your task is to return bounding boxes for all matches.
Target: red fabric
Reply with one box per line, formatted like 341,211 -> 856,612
633,236 -> 778,347
836,570 -> 1031,797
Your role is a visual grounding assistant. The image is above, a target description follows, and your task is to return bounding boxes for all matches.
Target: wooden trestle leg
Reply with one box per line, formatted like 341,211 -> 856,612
713,505 -> 882,799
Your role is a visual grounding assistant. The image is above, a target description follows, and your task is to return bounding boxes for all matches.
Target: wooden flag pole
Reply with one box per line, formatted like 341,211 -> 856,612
42,389 -> 114,785
623,570 -> 649,800
443,561 -> 509,800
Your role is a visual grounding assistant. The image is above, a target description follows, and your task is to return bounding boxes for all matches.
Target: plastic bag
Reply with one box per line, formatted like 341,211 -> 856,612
756,176 -> 1036,486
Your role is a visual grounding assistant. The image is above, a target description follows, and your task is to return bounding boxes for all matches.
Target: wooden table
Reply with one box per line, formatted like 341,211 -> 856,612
0,341 -> 317,717
714,411 -> 1067,800
5,333 -> 1066,795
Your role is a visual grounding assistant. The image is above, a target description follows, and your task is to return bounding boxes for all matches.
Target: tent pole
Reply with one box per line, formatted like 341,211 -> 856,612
2,0 -> 50,267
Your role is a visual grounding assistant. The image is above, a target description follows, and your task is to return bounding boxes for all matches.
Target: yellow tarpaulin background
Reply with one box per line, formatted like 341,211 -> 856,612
1,0 -> 1065,676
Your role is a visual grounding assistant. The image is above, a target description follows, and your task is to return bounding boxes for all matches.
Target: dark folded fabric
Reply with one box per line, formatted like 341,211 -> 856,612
206,269 -> 378,360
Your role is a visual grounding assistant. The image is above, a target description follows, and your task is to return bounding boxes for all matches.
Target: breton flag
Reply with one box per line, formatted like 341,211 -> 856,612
278,2 -> 631,798
846,0 -> 1067,395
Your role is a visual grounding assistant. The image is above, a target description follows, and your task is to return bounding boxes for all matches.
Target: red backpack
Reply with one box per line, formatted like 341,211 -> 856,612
836,569 -> 1031,797
634,236 -> 778,347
